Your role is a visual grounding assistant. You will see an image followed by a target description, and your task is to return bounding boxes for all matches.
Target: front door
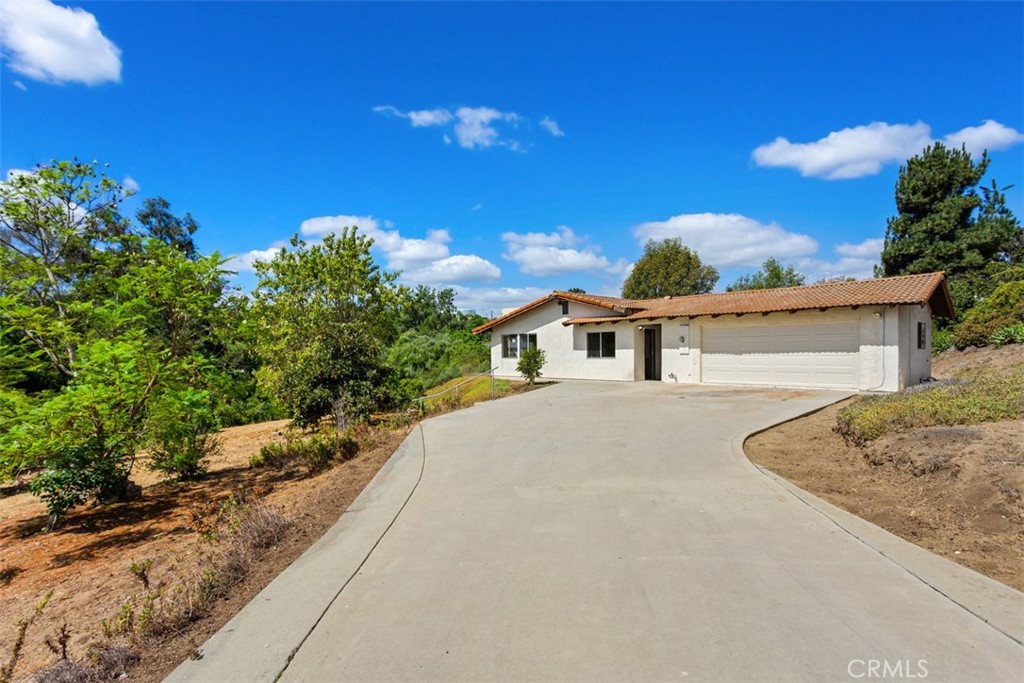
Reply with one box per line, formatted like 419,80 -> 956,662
644,327 -> 660,380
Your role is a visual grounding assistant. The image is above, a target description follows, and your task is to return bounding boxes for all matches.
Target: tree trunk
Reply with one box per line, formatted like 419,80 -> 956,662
331,394 -> 350,432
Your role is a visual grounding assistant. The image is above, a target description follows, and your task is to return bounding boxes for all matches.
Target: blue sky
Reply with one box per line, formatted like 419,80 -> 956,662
2,1 -> 1022,315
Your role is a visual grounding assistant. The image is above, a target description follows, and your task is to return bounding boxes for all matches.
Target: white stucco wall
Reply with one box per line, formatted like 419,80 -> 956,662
486,301 -> 931,391
647,306 -> 926,391
489,299 -> 638,381
909,304 -> 933,385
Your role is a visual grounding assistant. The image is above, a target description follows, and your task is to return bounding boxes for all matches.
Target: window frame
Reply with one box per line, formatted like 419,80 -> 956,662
586,331 -> 616,358
502,333 -> 537,358
917,322 -> 927,350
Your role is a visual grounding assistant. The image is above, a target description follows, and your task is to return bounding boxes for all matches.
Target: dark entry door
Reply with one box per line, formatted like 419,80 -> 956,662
644,328 -> 660,380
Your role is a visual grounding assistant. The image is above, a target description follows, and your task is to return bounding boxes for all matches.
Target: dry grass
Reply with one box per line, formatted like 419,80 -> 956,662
420,374 -> 518,412
836,370 -> 1024,445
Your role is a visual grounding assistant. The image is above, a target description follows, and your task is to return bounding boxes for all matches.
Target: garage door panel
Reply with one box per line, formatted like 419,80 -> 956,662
703,323 -> 859,389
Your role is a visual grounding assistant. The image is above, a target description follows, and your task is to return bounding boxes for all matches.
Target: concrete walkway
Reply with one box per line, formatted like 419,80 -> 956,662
167,381 -> 1024,682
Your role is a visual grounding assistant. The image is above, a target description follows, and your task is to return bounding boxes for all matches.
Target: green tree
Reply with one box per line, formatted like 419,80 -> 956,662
622,238 -> 718,299
879,143 -> 1021,313
387,329 -> 489,390
252,229 -> 402,429
1,162 -> 227,526
727,258 -> 805,291
516,347 -> 546,385
136,196 -> 199,258
1,160 -> 130,387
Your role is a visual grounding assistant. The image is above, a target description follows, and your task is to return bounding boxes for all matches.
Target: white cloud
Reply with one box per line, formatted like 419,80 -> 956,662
224,245 -> 285,273
795,237 -> 883,282
13,79 -> 26,90
753,119 -> 1024,180
122,176 -> 139,194
633,213 -> 818,268
252,212 -> 500,286
502,225 -> 626,276
404,255 -> 501,284
943,120 -> 1024,157
374,103 -> 528,150
299,214 -> 380,237
453,106 -> 519,150
752,122 -> 933,180
371,105 -> 452,127
5,167 -> 33,181
540,116 -> 564,137
449,285 -> 550,315
0,0 -> 122,86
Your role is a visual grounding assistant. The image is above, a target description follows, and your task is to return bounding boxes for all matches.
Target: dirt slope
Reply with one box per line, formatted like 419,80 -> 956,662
746,345 -> 1024,592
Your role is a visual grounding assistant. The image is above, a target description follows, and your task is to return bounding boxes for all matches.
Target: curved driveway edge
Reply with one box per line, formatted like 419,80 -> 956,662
165,425 -> 426,683
169,381 -> 1024,682
734,414 -> 1024,646
750,464 -> 1024,645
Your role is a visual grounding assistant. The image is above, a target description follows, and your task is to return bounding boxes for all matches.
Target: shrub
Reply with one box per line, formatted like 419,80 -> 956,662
146,388 -> 219,479
28,444 -> 134,531
836,370 -> 1024,444
516,347 -> 546,385
100,497 -> 288,643
952,280 -> 1024,349
990,323 -> 1024,347
931,327 -> 954,354
249,431 -> 359,474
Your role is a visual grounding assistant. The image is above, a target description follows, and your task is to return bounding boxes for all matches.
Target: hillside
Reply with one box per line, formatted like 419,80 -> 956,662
746,345 -> 1024,591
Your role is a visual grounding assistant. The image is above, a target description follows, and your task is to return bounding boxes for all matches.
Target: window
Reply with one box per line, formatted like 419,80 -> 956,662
917,322 -> 927,350
502,333 -> 537,358
559,299 -> 569,315
587,331 -> 615,358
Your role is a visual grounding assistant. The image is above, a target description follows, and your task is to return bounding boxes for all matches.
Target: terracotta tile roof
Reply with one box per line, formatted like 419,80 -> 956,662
471,290 -> 639,334
565,273 -> 953,325
473,273 -> 953,334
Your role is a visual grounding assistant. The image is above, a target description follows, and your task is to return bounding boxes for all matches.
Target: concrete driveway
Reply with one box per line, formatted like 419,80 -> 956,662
168,381 -> 1024,682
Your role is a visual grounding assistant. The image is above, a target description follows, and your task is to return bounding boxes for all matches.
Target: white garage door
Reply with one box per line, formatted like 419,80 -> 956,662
702,322 -> 859,389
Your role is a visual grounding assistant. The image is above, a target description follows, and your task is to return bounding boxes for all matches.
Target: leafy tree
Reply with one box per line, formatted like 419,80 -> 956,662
879,143 -> 1021,313
622,238 -> 718,299
952,280 -> 1024,349
11,337 -> 165,528
516,347 -> 546,385
399,285 -> 460,333
727,258 -> 805,291
387,328 -> 489,390
567,287 -> 586,294
1,162 -> 226,526
1,160 -> 130,386
252,229 -> 402,429
136,196 -> 199,258
146,386 -> 219,479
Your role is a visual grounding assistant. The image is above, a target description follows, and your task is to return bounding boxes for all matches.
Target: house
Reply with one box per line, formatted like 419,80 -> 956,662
472,272 -> 954,392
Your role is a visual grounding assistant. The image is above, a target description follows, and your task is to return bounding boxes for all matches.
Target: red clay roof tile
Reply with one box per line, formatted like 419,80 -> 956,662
473,273 -> 953,334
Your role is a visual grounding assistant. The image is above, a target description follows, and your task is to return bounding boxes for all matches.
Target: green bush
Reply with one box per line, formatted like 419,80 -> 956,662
836,370 -> 1024,444
249,431 -> 359,474
952,280 -> 1024,349
147,388 -> 219,479
29,443 -> 133,528
990,323 -> 1024,347
516,347 -> 546,385
931,328 -> 954,355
